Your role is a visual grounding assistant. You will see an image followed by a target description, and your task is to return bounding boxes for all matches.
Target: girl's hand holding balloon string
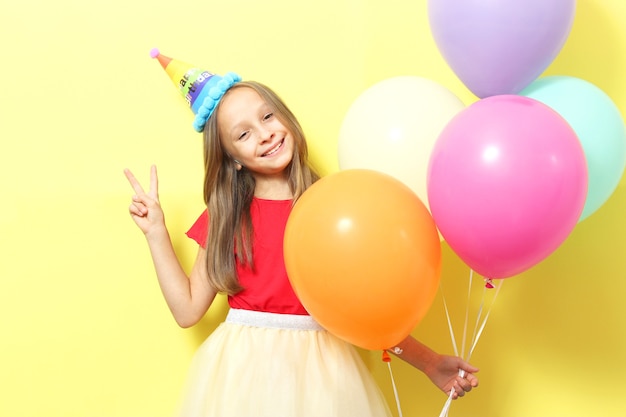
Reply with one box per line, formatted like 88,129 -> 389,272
426,355 -> 479,398
390,336 -> 479,399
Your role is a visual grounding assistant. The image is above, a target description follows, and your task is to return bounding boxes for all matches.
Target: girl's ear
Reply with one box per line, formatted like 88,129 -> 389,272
233,159 -> 243,170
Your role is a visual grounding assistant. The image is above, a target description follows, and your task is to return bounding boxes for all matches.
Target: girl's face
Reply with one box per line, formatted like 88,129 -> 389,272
217,86 -> 295,179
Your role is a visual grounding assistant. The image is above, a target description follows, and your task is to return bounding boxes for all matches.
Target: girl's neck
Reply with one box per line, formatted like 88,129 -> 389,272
253,176 -> 292,200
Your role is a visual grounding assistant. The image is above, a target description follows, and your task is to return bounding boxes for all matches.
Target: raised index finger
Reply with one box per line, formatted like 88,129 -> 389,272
124,168 -> 146,195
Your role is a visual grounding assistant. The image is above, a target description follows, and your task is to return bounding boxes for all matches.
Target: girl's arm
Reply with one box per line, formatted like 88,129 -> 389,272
389,335 -> 479,398
124,165 -> 217,328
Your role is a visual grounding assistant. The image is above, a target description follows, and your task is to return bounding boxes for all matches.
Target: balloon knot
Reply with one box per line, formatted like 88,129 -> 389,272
382,351 -> 391,363
484,278 -> 495,289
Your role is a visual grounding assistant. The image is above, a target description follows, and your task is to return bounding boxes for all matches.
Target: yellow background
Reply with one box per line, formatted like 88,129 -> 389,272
1,0 -> 625,416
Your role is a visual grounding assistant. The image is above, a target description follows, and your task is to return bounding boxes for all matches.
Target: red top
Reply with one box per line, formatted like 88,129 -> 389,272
186,198 -> 308,315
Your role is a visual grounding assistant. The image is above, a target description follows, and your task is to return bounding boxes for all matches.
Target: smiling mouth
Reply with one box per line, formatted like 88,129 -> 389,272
261,139 -> 284,157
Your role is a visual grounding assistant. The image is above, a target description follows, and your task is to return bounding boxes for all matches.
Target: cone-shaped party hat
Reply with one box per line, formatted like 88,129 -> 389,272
150,48 -> 241,132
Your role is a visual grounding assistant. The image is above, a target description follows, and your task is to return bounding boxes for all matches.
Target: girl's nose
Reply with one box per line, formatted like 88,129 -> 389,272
259,126 -> 274,142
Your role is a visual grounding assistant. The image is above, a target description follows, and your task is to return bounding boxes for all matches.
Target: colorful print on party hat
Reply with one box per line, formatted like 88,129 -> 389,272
150,48 -> 241,132
150,48 -> 216,113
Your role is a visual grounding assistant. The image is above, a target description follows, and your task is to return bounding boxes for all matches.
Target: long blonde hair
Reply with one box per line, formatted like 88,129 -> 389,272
202,81 -> 319,295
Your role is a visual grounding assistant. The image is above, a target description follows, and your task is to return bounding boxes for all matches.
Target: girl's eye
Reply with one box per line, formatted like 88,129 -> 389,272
238,131 -> 249,140
263,112 -> 274,121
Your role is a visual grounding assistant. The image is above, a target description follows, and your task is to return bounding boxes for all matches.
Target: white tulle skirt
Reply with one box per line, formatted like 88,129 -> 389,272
175,308 -> 392,417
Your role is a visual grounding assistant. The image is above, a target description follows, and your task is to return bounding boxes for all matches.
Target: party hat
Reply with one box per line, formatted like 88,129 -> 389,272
150,48 -> 241,132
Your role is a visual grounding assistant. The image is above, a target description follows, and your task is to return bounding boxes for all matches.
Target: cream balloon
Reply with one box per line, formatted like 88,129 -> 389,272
338,76 -> 465,215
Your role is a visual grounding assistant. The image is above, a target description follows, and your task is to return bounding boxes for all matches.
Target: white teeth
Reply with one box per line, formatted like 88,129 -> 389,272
263,140 -> 282,156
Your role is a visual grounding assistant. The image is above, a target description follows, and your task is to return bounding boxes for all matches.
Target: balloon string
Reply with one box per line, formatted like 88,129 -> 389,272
438,269 -> 504,417
438,269 -> 473,417
461,269 -> 473,359
439,281 -> 459,357
467,279 -> 503,361
467,278 -> 487,361
383,353 -> 404,417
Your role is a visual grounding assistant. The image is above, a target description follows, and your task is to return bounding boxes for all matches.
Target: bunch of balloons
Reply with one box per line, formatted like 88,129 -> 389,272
284,0 -> 626,350
426,0 -> 625,278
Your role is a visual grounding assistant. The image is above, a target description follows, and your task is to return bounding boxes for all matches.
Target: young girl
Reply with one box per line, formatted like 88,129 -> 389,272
125,80 -> 479,416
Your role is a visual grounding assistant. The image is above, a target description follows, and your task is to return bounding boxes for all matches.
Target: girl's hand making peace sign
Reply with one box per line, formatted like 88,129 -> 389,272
124,165 -> 165,236
123,165 -> 215,326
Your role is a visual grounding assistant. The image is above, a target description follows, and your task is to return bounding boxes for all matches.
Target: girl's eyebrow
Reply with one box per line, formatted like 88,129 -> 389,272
227,102 -> 270,137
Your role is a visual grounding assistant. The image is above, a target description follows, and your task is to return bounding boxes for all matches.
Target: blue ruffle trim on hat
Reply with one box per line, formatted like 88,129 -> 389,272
192,72 -> 242,132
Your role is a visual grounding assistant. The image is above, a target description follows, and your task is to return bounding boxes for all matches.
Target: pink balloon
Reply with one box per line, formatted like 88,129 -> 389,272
427,95 -> 587,279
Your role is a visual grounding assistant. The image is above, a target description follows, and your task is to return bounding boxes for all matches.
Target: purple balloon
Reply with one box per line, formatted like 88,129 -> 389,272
427,95 -> 587,279
428,0 -> 576,98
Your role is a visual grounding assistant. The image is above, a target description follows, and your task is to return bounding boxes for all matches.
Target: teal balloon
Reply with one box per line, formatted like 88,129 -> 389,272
521,76 -> 626,221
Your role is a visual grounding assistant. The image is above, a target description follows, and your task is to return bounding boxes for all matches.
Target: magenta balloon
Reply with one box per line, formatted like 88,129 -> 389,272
427,95 -> 587,279
428,0 -> 576,98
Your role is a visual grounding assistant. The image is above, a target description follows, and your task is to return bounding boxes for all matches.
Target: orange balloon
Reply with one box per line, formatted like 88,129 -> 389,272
284,169 -> 441,350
